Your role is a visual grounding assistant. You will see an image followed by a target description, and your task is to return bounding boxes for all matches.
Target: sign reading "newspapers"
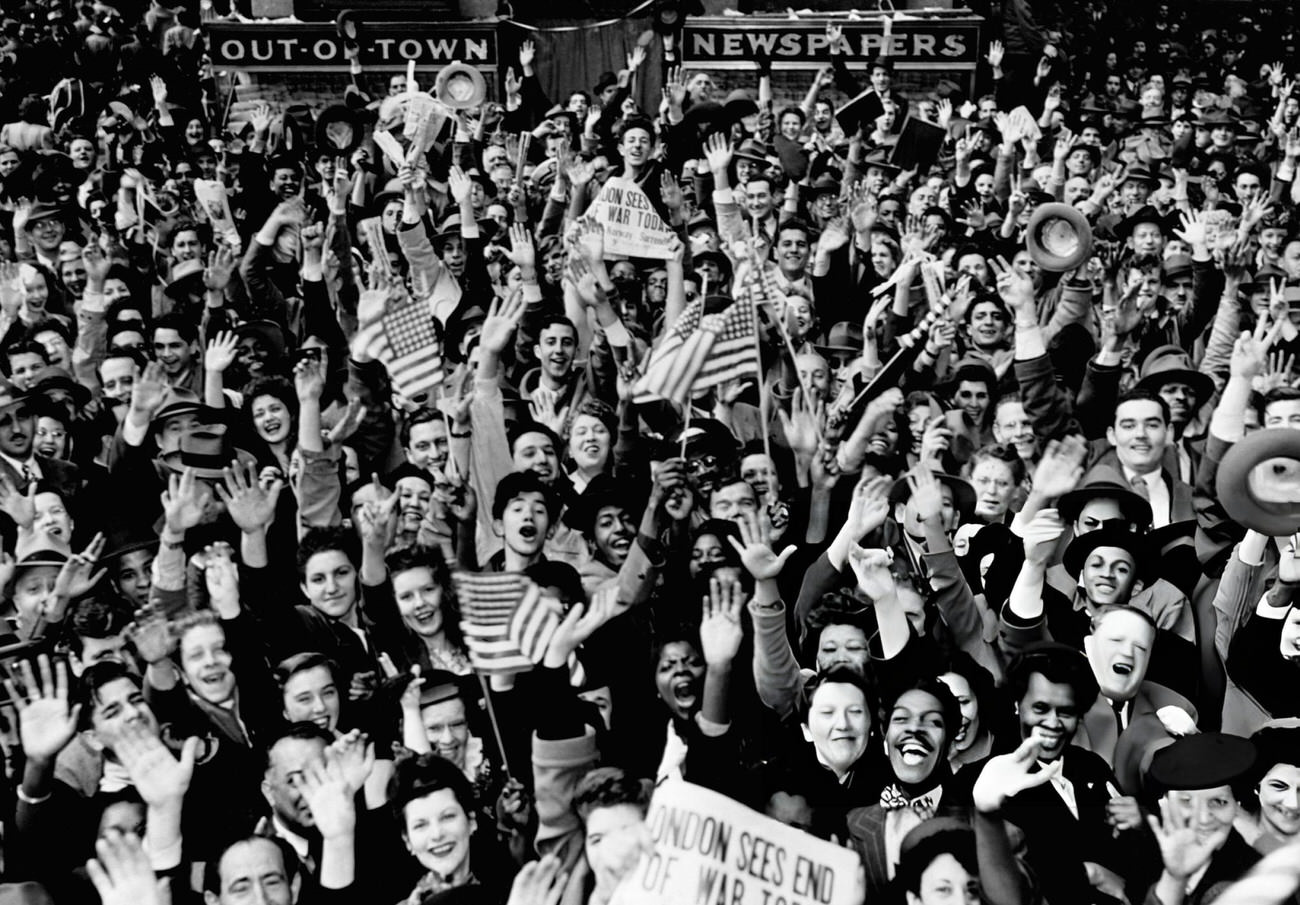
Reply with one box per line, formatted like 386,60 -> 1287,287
207,23 -> 497,71
683,19 -> 980,66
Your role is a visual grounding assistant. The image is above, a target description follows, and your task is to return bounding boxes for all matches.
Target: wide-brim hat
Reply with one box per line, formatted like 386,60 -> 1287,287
12,547 -> 69,575
733,138 -> 778,168
723,89 -> 759,121
1065,142 -> 1102,168
0,380 -> 28,412
316,103 -> 362,155
859,149 -> 901,175
163,257 -> 205,301
1134,344 -> 1214,402
1115,204 -> 1171,240
32,366 -> 90,409
1061,524 -> 1152,582
562,473 -> 647,536
1025,202 -> 1093,272
150,387 -> 205,432
1216,428 -> 1300,536
101,522 -> 160,562
1057,466 -> 1153,529
434,212 -> 499,245
160,427 -> 257,480
804,172 -> 840,198
887,472 -> 977,520
815,320 -> 863,355
334,8 -> 363,43
233,319 -> 288,362
437,63 -> 487,111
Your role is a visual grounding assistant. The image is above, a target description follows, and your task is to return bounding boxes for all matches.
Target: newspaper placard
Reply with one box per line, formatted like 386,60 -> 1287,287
587,177 -> 677,261
194,179 -> 239,245
611,780 -> 862,905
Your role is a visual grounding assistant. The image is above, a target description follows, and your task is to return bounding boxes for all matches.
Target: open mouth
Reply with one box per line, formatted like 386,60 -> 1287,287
581,442 -> 601,457
426,842 -> 457,858
1112,660 -> 1133,677
262,420 -> 282,435
200,670 -> 228,689
608,533 -> 632,554
518,525 -> 538,541
897,737 -> 933,765
671,675 -> 697,703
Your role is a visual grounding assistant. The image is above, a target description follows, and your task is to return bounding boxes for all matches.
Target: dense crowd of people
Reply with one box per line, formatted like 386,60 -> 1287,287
0,1 -> 1298,904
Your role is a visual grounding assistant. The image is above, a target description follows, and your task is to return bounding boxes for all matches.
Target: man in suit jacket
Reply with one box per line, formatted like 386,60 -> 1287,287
0,379 -> 82,537
1086,391 -> 1195,529
988,643 -> 1150,905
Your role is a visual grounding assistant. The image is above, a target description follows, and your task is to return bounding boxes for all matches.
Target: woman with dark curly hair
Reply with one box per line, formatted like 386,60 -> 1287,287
241,374 -> 298,475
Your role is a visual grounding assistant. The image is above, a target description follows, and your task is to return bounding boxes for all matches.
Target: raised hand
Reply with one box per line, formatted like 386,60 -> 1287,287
918,415 -> 952,465
847,545 -> 896,600
728,510 -> 796,581
247,102 -> 273,134
161,467 -> 210,534
650,457 -> 693,523
448,166 -> 473,204
294,355 -> 327,402
116,722 -> 198,809
1148,798 -> 1219,880
149,75 -> 168,106
328,730 -> 376,799
1022,509 -> 1066,565
703,133 -> 733,174
506,854 -> 569,905
201,542 -> 241,617
907,465 -> 947,526
54,533 -> 107,601
299,750 -> 358,840
204,244 -> 240,292
0,474 -> 35,528
85,831 -> 170,905
518,39 -> 536,70
503,223 -> 536,271
972,736 -> 1061,813
986,39 -> 1004,69
480,293 -> 526,357
529,387 -> 570,434
128,606 -> 176,665
1030,435 -> 1088,499
574,217 -> 605,267
545,587 -> 620,668
356,475 -> 400,550
204,331 -> 238,373
1172,210 -> 1207,249
5,655 -> 79,766
818,217 -> 851,253
326,399 -> 367,447
777,390 -> 823,462
845,474 -> 892,541
660,171 -> 685,212
216,462 -> 282,534
990,254 -> 1035,316
699,576 -> 744,667
131,361 -> 170,417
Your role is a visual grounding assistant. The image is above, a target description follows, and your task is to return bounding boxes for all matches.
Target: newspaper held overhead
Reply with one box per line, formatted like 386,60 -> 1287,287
587,177 -> 678,260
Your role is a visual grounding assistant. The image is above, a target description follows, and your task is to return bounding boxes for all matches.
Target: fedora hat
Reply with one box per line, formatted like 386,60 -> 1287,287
1062,524 -> 1152,583
437,62 -> 486,111
316,104 -> 362,155
1216,428 -> 1300,536
1134,344 -> 1214,403
1057,465 -> 1153,529
233,319 -> 288,362
815,321 -> 863,355
101,521 -> 159,562
32,366 -> 90,409
161,427 -> 257,480
733,138 -> 778,168
723,89 -> 759,122
1025,202 -> 1093,272
1065,142 -> 1102,168
0,380 -> 29,412
150,387 -> 205,432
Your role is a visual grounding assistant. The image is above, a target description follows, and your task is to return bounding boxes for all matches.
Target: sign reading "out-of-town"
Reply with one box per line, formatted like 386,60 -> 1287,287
206,23 -> 497,71
682,17 -> 981,67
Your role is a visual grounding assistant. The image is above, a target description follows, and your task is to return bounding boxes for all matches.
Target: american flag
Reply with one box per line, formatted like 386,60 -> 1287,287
451,572 -> 563,675
355,293 -> 445,401
632,294 -> 759,405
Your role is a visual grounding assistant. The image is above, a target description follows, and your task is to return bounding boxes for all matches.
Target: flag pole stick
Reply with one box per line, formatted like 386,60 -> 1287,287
680,402 -> 691,458
746,243 -> 822,443
474,670 -> 514,781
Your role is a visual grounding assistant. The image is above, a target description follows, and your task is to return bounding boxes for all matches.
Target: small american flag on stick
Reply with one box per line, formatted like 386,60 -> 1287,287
632,293 -> 759,405
451,572 -> 563,675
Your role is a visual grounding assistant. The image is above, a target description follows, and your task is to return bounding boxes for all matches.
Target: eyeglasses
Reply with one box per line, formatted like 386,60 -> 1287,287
35,427 -> 67,442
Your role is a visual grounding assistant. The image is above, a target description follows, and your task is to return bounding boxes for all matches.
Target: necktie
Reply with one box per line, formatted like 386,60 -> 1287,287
1129,474 -> 1150,500
1111,699 -> 1126,734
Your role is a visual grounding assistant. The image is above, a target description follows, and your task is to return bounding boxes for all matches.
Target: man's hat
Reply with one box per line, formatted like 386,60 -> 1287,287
160,426 -> 257,480
150,387 -> 205,432
804,172 -> 841,198
31,366 -> 90,409
562,473 -> 646,537
163,258 -> 205,302
859,148 -> 902,176
723,89 -> 759,122
316,104 -> 363,155
1134,345 -> 1214,403
101,521 -> 160,562
1115,204 -> 1170,240
1061,524 -> 1152,582
887,471 -> 977,520
1216,428 -> 1300,536
1057,465 -> 1153,529
0,380 -> 28,412
436,63 -> 487,111
1161,253 -> 1193,281
1147,733 -> 1256,792
1025,202 -> 1093,272
233,319 -> 288,362
815,321 -> 863,356
1240,263 -> 1287,295
733,138 -> 778,168
1065,142 -> 1102,168
1119,165 -> 1158,186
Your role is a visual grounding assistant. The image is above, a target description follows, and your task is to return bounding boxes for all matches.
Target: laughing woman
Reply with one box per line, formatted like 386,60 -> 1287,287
241,375 -> 298,476
566,399 -> 616,493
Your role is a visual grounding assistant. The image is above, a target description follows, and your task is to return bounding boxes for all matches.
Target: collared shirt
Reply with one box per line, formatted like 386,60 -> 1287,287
1122,465 -> 1170,528
1039,759 -> 1079,818
0,451 -> 41,485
